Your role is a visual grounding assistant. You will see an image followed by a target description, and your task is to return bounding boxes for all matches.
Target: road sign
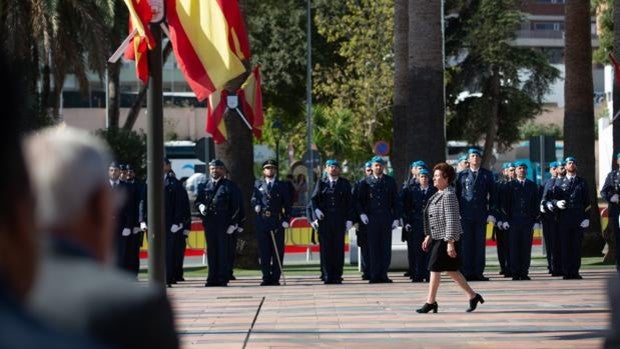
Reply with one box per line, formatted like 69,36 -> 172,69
374,141 -> 390,156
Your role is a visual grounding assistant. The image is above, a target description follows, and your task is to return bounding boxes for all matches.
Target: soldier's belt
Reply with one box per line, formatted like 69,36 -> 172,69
261,210 -> 272,217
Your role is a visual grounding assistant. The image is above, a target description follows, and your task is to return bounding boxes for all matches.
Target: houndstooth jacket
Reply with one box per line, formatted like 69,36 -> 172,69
423,186 -> 463,241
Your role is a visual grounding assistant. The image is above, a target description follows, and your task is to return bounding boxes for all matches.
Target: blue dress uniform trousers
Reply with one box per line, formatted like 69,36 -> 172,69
356,175 -> 399,282
251,179 -> 292,284
494,180 -> 510,275
504,179 -> 539,278
311,178 -> 353,283
601,170 -> 620,272
541,178 -> 560,274
400,183 -> 435,281
460,218 -> 487,278
353,179 -> 371,279
508,223 -> 534,277
164,173 -> 185,284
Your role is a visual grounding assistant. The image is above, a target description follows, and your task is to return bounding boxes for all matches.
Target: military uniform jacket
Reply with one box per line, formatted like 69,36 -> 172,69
310,177 -> 353,221
455,167 -> 496,221
540,177 -> 558,214
551,175 -> 591,221
502,179 -> 540,225
492,178 -> 509,221
119,180 -> 141,229
355,174 -> 399,220
195,178 -> 240,226
251,179 -> 292,223
164,173 -> 185,228
400,184 -> 437,228
601,170 -> 620,209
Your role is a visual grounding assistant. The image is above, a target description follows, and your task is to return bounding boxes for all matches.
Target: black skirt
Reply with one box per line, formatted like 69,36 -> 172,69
428,239 -> 461,272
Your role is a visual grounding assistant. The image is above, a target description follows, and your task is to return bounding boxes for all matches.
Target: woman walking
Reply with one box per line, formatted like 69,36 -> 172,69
416,162 -> 484,313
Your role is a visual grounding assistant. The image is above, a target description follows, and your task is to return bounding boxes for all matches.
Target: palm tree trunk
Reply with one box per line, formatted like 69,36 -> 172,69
482,67 -> 500,168
564,0 -> 603,256
613,0 -> 620,170
392,0 -> 409,185
407,0 -> 446,168
107,61 -> 121,130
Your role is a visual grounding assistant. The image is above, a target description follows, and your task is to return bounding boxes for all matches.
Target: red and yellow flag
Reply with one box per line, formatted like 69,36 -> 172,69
610,53 -> 620,87
122,0 -> 155,84
206,90 -> 229,144
166,0 -> 247,101
239,66 -> 264,139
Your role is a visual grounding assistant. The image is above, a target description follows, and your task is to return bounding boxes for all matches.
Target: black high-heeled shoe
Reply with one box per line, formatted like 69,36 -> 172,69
416,302 -> 438,313
466,293 -> 484,312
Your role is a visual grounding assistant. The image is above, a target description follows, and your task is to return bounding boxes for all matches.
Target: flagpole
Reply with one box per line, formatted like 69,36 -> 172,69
305,0 -> 313,206
146,22 -> 166,289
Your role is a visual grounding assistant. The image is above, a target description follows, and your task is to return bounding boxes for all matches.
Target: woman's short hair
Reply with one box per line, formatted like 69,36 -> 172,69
433,162 -> 456,183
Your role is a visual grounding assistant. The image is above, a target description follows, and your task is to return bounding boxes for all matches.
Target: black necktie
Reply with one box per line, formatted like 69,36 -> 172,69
472,171 -> 478,181
267,181 -> 272,191
330,181 -> 334,188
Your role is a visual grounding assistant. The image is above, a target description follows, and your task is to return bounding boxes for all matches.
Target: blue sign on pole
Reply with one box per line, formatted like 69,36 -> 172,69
374,141 -> 390,156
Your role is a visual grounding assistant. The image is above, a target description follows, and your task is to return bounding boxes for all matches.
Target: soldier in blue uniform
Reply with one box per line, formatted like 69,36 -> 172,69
551,156 -> 590,279
356,156 -> 400,283
540,161 -> 561,276
227,177 -> 245,281
353,161 -> 373,280
400,168 -> 436,282
123,164 -> 147,278
494,162 -> 515,277
455,148 -> 496,281
163,159 -> 186,287
311,160 -> 353,284
601,153 -> 620,272
457,155 -> 469,173
108,162 -> 133,272
195,159 -> 240,287
502,161 -> 540,280
174,178 -> 191,282
251,159 -> 293,286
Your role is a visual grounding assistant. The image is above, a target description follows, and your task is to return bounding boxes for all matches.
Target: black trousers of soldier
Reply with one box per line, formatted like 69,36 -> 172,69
227,233 -> 237,279
558,210 -> 584,278
356,228 -> 370,279
115,234 -> 131,273
127,232 -> 143,278
165,230 -> 177,284
367,213 -> 392,282
609,206 -> 620,272
541,214 -> 556,274
508,224 -> 533,278
203,221 -> 231,285
174,234 -> 187,281
256,224 -> 285,283
460,218 -> 487,279
409,229 -> 429,281
494,227 -> 510,276
318,215 -> 346,283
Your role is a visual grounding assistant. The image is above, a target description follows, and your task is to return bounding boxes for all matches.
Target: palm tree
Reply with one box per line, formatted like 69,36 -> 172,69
392,0 -> 410,185
613,0 -> 620,166
564,0 -> 603,255
407,0 -> 446,168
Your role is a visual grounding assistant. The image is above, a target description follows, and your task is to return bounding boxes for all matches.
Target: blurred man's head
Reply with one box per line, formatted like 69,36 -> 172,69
25,127 -> 116,263
0,55 -> 37,300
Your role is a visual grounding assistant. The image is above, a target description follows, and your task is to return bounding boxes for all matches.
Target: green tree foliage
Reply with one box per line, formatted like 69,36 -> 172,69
96,128 -> 147,178
593,0 -> 613,64
519,121 -> 563,140
445,0 -> 560,156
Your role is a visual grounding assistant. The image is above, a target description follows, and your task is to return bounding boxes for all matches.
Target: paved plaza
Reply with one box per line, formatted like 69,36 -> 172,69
165,265 -> 616,349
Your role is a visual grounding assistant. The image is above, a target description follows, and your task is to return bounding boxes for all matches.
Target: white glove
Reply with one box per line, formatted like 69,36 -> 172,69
226,225 -> 237,235
487,215 -> 496,224
405,224 -> 412,232
612,194 -> 620,204
237,226 -> 244,233
546,202 -> 555,212
171,223 -> 182,233
132,227 -> 141,234
346,220 -> 353,230
496,221 -> 504,230
140,222 -> 148,231
580,219 -> 590,228
502,222 -> 510,230
199,204 -> 207,215
540,204 -> 545,213
183,229 -> 190,236
314,209 -> 325,220
254,205 -> 261,214
392,219 -> 399,229
556,200 -> 567,210
533,223 -> 541,231
360,214 -> 369,225
311,220 -> 319,230
122,228 -> 131,236
282,221 -> 289,228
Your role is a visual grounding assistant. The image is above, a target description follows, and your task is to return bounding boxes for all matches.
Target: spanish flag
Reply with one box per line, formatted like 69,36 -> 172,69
122,0 -> 155,84
239,66 -> 263,139
166,0 -> 247,102
206,89 -> 229,144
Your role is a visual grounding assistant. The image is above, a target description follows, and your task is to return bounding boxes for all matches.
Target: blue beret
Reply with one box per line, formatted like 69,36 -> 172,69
163,157 -> 171,165
458,155 -> 468,162
119,164 -> 127,171
209,159 -> 226,167
468,148 -> 482,156
371,156 -> 385,165
409,161 -> 417,168
418,168 -> 430,176
565,156 -> 576,163
616,152 -> 620,159
109,161 -> 120,169
549,161 -> 558,168
558,160 -> 566,166
505,162 -> 514,169
415,160 -> 428,169
364,161 -> 372,168
325,159 -> 340,167
262,159 -> 278,168
514,161 -> 527,168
